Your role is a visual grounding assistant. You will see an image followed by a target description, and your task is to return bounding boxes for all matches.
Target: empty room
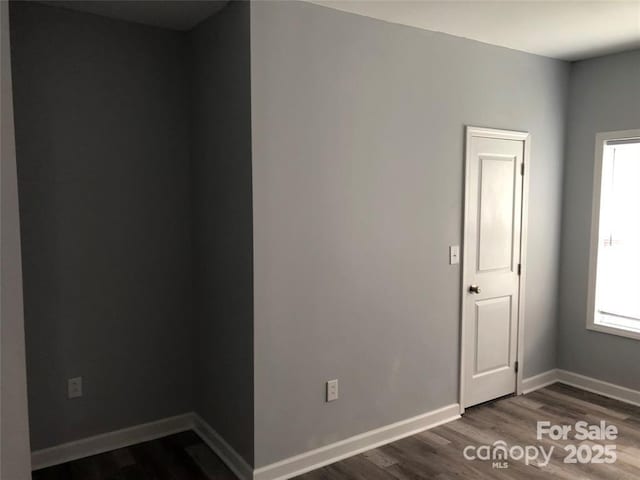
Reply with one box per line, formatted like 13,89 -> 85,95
1,1 -> 639,479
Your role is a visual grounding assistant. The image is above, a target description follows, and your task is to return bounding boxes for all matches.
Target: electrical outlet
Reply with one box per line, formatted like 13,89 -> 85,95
68,377 -> 82,399
326,379 -> 338,402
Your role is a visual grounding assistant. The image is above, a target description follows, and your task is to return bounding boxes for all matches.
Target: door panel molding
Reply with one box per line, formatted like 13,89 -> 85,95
477,154 -> 518,272
474,295 -> 513,375
460,126 -> 530,413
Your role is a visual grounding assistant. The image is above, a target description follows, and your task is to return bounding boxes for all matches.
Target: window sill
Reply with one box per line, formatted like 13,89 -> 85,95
587,322 -> 640,341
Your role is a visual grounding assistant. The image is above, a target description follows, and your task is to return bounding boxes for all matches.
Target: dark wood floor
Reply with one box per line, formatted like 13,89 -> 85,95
32,430 -> 236,480
34,383 -> 640,479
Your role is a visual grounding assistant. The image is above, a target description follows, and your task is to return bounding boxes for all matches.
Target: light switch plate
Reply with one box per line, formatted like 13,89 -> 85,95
326,379 -> 338,402
449,245 -> 460,265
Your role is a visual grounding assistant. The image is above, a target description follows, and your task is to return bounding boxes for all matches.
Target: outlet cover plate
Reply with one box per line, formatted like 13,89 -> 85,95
68,377 -> 82,399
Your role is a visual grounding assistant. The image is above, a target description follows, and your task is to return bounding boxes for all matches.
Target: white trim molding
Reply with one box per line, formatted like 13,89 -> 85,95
30,404 -> 460,480
31,413 -> 193,471
586,129 -> 640,341
253,403 -> 460,480
460,126 -> 531,413
29,373 -> 640,479
516,130 -> 532,397
521,369 -> 640,408
522,369 -> 559,394
192,414 -> 254,480
556,370 -> 640,408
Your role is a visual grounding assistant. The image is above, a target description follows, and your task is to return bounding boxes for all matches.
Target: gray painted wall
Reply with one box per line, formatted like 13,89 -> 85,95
1,1 -> 32,477
557,50 -> 640,389
10,2 -> 193,449
13,0 -> 630,470
190,2 -> 254,465
251,1 -> 569,466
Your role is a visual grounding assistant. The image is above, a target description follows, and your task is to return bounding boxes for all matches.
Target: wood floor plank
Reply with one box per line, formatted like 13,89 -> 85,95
185,443 -> 237,479
363,448 -> 399,468
33,431 -> 232,480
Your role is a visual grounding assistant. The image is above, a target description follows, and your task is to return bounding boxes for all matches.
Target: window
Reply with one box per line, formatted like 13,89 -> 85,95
588,130 -> 640,339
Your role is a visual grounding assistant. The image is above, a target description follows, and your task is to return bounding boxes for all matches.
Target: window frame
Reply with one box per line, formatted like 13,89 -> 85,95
587,129 -> 640,340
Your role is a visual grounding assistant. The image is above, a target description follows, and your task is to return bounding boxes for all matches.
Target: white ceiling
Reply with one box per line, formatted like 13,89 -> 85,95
41,1 -> 228,31
310,0 -> 640,61
39,1 -> 640,59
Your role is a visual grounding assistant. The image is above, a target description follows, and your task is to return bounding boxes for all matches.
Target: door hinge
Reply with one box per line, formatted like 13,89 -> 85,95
515,361 -> 519,373
517,264 -> 522,275
521,163 -> 525,175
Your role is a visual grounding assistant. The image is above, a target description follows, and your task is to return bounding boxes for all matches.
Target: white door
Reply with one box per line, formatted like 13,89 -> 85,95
462,127 -> 527,408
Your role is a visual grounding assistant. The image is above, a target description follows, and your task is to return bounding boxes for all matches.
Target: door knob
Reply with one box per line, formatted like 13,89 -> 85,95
469,285 -> 481,294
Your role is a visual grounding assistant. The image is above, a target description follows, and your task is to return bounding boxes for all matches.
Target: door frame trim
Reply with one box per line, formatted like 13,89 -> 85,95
459,126 -> 531,414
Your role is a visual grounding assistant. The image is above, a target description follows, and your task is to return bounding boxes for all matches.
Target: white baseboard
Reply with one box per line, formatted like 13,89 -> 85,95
192,413 -> 253,480
31,404 -> 460,480
30,371 -> 640,479
521,368 -> 640,408
253,403 -> 461,480
522,369 -> 559,394
31,413 -> 193,471
556,369 -> 640,408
